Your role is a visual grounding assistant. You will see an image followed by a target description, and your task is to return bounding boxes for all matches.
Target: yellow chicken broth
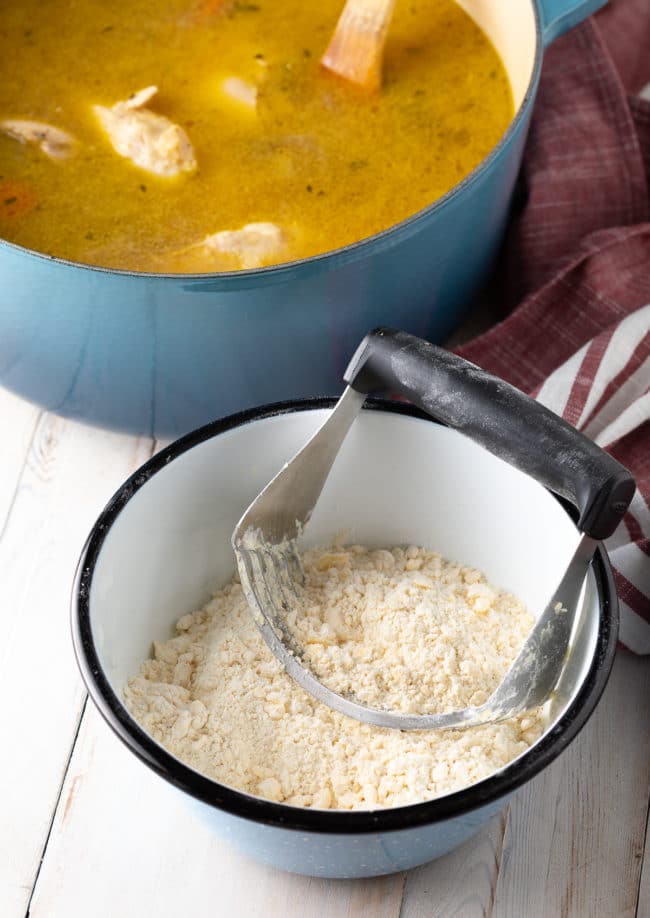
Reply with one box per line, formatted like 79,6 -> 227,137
0,0 -> 513,272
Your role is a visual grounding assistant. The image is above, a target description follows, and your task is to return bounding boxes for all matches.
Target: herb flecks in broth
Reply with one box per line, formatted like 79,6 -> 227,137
0,0 -> 513,272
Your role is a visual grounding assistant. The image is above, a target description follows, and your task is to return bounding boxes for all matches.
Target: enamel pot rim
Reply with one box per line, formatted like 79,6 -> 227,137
71,397 -> 619,836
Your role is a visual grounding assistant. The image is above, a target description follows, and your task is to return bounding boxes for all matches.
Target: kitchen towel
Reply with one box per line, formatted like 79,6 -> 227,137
456,1 -> 650,651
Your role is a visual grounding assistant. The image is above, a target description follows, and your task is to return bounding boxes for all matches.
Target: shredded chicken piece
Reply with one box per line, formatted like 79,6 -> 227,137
0,119 -> 76,159
191,222 -> 287,269
93,86 -> 196,177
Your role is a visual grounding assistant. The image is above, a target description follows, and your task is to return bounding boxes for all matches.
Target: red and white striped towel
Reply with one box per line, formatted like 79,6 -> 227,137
534,306 -> 650,652
456,2 -> 650,652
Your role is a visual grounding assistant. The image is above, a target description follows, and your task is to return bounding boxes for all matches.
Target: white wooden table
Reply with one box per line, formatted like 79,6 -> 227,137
1,381 -> 649,918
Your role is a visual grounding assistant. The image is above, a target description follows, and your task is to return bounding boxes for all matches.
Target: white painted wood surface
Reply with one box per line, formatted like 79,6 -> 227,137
0,385 -> 648,918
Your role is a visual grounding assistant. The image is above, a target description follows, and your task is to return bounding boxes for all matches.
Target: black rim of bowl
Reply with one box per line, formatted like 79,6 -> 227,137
71,398 -> 619,835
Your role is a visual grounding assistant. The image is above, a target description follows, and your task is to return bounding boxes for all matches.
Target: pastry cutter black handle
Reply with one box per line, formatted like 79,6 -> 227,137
345,327 -> 635,540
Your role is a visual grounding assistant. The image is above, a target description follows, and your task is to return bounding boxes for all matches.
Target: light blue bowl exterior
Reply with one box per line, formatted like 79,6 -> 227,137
189,791 -> 509,878
0,0 -> 604,437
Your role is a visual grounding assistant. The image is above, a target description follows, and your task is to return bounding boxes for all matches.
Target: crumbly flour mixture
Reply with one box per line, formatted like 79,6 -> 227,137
125,545 -> 545,810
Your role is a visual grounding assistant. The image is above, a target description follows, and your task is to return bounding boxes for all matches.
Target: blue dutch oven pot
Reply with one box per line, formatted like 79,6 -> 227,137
0,0 -> 605,437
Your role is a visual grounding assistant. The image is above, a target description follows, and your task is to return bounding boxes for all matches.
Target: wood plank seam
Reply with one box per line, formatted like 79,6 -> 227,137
486,803 -> 511,918
0,407 -> 42,542
391,871 -> 408,918
635,794 -> 650,918
23,696 -> 89,918
543,789 -> 564,892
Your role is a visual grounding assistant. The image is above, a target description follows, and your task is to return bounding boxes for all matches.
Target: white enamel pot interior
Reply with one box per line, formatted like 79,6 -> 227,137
458,1 -> 537,116
72,400 -> 618,877
458,0 -> 605,115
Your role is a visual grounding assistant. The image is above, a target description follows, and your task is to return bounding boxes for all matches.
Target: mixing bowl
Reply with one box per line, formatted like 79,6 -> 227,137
1,0 -> 604,437
72,399 -> 617,878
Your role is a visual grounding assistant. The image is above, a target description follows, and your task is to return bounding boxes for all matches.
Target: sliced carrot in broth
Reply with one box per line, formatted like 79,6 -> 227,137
191,0 -> 231,22
0,180 -> 36,218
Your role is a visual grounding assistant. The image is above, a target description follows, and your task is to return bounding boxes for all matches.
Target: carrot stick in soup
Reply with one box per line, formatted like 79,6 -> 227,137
321,0 -> 397,92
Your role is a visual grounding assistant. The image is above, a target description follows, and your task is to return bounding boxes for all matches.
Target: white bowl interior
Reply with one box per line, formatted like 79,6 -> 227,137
90,408 -> 599,746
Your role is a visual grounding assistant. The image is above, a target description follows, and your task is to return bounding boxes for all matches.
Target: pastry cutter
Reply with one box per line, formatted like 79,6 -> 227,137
232,328 -> 635,730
